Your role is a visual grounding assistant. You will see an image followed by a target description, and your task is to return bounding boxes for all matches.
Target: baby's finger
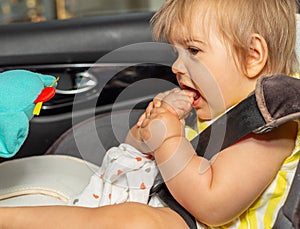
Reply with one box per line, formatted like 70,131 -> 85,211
145,101 -> 155,117
163,94 -> 193,109
152,98 -> 162,108
164,100 -> 192,118
140,107 -> 166,128
182,89 -> 196,98
137,112 -> 146,127
149,107 -> 168,117
153,92 -> 166,107
140,115 -> 151,128
154,88 -> 179,101
137,101 -> 155,126
173,100 -> 193,110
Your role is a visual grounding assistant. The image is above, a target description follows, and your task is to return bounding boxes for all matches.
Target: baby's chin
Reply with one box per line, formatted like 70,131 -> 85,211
195,106 -> 225,122
195,110 -> 213,122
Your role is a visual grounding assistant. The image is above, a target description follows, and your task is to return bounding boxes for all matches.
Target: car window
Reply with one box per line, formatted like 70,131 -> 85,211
0,0 -> 164,24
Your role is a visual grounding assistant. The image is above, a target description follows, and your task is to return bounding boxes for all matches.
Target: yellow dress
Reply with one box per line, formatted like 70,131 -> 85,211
185,118 -> 300,229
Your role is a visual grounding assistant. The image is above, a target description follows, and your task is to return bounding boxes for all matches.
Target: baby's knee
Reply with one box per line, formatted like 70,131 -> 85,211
117,202 -> 165,229
101,202 -> 188,229
119,202 -> 189,229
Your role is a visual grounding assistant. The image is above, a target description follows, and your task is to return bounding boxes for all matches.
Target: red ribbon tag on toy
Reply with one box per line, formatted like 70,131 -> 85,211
33,77 -> 59,115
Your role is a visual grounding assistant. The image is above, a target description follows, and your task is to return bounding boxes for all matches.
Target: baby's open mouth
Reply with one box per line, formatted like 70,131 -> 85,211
180,84 -> 202,106
192,90 -> 201,106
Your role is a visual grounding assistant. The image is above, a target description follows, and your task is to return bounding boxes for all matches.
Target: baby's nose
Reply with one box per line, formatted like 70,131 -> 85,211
172,56 -> 187,75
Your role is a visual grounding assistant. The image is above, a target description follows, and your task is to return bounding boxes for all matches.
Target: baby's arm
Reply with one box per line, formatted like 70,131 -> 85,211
139,107 -> 297,226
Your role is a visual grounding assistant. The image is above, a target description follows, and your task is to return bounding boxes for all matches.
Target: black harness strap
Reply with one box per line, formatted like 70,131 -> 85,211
191,94 -> 265,159
149,74 -> 300,229
150,94 -> 266,229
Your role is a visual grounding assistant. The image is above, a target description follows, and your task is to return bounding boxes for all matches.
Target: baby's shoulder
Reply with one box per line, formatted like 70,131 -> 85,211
240,120 -> 298,160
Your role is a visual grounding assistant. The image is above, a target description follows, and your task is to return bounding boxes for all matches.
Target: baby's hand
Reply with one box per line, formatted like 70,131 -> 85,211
160,88 -> 195,118
139,106 -> 185,152
137,88 -> 194,126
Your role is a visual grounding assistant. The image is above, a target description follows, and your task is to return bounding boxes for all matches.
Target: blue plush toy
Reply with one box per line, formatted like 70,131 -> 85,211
0,70 -> 57,158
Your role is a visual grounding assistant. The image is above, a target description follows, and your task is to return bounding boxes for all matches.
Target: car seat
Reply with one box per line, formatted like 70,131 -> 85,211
45,14 -> 300,229
272,13 -> 300,229
46,94 -> 300,229
0,110 -> 144,207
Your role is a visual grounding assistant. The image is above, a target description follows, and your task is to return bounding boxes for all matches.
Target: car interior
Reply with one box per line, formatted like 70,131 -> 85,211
0,10 -> 178,162
0,1 -> 300,228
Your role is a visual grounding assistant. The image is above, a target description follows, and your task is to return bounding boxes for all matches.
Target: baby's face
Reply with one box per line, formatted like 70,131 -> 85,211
169,15 -> 257,121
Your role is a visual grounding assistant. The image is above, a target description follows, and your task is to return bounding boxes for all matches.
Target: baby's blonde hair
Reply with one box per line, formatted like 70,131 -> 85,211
151,0 -> 298,75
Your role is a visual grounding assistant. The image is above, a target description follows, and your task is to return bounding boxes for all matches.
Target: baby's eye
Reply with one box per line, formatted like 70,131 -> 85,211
187,47 -> 200,55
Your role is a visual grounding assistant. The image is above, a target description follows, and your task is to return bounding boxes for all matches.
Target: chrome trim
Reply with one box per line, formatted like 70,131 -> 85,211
0,62 -> 141,70
56,71 -> 98,95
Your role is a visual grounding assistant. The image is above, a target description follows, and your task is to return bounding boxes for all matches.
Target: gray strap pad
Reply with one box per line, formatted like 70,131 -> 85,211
254,74 -> 300,133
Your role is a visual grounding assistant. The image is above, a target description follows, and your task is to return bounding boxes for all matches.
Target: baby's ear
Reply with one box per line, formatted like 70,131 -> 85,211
246,33 -> 268,78
0,112 -> 29,158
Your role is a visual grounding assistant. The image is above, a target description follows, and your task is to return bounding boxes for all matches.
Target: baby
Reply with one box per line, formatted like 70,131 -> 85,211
0,0 -> 299,228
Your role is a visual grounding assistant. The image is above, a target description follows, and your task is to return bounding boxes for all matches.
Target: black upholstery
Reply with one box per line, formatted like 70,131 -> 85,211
0,12 -> 154,66
46,109 -> 143,165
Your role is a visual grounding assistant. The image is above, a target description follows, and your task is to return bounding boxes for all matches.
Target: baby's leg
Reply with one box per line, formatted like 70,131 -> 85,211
97,202 -> 189,229
1,202 -> 189,229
